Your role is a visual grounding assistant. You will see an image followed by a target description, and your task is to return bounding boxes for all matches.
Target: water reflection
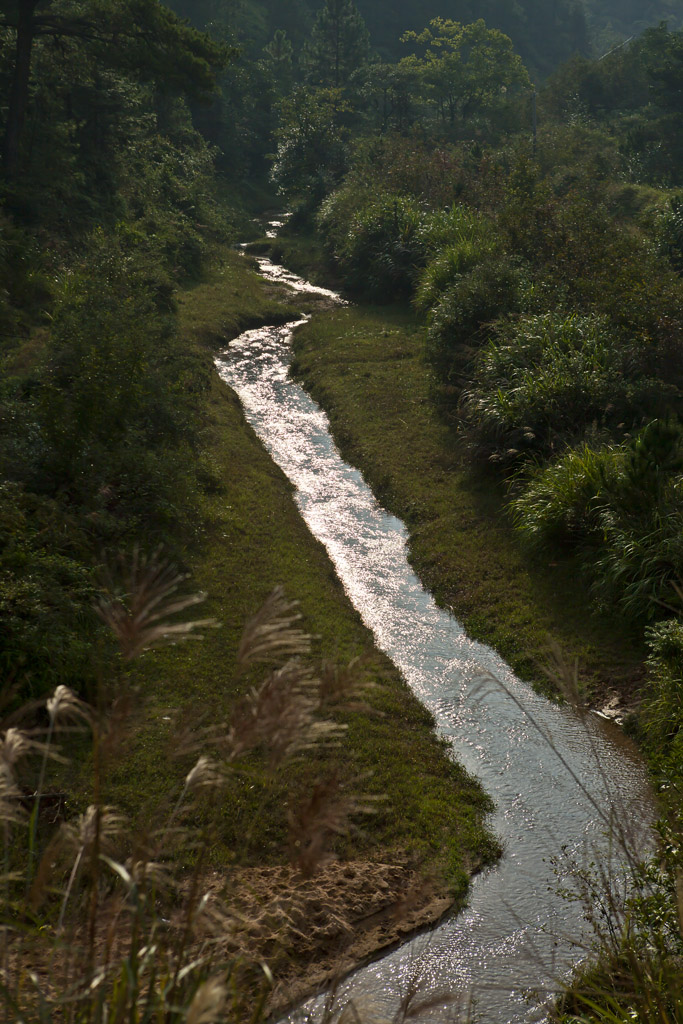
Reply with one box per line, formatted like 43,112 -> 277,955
215,263 -> 653,1023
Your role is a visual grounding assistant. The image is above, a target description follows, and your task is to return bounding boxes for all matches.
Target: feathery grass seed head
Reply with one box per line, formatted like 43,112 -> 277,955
237,586 -> 311,667
186,975 -> 228,1024
96,547 -> 217,661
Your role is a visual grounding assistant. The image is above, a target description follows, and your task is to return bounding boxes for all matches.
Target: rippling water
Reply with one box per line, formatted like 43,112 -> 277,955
215,255 -> 654,1023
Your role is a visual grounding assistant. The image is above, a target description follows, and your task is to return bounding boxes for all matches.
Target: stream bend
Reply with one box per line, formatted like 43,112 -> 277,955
216,254 -> 654,1023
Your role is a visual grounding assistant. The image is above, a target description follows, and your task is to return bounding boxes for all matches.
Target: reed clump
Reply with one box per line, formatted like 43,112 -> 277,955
0,552 -> 382,1023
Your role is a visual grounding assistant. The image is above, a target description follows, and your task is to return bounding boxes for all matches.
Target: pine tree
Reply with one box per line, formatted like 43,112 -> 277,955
303,0 -> 370,89
264,28 -> 294,94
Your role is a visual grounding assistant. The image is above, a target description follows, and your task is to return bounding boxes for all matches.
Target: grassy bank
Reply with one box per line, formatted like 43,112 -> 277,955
290,300 -> 646,702
103,247 -> 499,889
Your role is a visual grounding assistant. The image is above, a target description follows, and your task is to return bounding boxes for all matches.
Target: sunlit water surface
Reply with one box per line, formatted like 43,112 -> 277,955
215,254 -> 654,1023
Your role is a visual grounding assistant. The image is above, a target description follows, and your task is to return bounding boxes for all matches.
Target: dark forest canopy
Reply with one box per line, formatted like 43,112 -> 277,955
584,0 -> 683,43
165,0 -> 683,73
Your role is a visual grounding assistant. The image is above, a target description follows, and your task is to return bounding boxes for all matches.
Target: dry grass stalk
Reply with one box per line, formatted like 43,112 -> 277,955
0,728 -> 33,782
539,639 -> 582,708
185,756 -> 227,794
237,586 -> 312,667
288,775 -> 376,877
96,546 -> 218,661
186,974 -> 229,1024
46,686 -> 92,727
226,662 -> 346,768
0,772 -> 24,825
317,657 -> 375,712
3,571 -> 389,1023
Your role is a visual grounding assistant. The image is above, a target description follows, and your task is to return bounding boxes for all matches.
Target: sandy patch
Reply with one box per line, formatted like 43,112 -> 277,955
199,858 -> 458,1014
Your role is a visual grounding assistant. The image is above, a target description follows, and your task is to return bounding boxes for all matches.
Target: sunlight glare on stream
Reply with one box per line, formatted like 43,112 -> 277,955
216,247 -> 654,1024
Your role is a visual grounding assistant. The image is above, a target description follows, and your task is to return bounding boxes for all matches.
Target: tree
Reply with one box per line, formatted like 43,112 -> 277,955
263,28 -> 294,95
271,87 -> 348,202
402,18 -> 531,126
359,60 -> 421,132
302,0 -> 370,89
0,0 -> 227,178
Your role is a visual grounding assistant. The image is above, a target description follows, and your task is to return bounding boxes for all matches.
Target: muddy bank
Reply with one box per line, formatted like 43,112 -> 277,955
207,858 -> 467,1015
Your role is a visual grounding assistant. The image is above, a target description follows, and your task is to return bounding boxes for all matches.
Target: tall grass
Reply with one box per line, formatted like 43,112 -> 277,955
1,554 -> 377,1023
511,421 -> 683,622
510,444 -> 622,550
462,313 -> 630,464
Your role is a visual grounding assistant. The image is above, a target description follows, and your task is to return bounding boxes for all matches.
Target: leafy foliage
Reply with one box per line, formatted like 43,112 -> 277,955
0,482 -> 98,691
302,0 -> 370,89
271,88 -> 350,204
512,421 -> 683,622
400,18 -> 531,128
511,444 -> 621,550
36,239 -> 207,540
462,314 -> 637,464
644,618 -> 683,771
318,189 -> 427,298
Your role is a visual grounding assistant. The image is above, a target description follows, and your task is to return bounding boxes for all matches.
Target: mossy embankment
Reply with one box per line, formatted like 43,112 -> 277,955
290,298 -> 646,704
109,247 -> 499,889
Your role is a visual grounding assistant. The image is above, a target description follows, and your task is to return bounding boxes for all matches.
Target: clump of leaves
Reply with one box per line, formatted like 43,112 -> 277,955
319,189 -> 427,300
462,313 -> 644,465
511,420 -> 683,623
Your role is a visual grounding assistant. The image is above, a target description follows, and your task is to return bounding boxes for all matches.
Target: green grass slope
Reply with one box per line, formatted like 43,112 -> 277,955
99,249 -> 499,890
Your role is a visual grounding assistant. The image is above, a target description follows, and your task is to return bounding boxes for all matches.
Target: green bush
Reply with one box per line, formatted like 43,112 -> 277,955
656,194 -> 683,273
272,89 -> 349,206
644,618 -> 683,769
0,214 -> 52,340
425,258 -> 524,382
510,444 -> 621,550
512,421 -> 683,622
36,238 -> 208,541
591,502 -> 683,621
417,204 -> 496,258
462,313 -> 644,463
590,421 -> 683,621
0,482 -> 99,696
415,236 -> 501,311
320,191 -> 427,299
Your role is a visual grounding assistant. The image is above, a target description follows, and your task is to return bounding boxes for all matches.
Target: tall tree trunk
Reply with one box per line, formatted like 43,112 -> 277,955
2,0 -> 39,179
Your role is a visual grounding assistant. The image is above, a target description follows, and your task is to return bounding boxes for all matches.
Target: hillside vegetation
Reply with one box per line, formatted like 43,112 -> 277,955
2,0 -> 683,1019
264,4 -> 683,1018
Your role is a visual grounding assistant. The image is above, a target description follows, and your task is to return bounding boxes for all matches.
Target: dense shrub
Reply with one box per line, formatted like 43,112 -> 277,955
0,214 -> 52,340
417,205 -> 496,258
414,205 -> 500,311
0,482 -> 98,695
425,258 -> 525,382
272,89 -> 349,206
331,134 -> 472,210
591,501 -> 683,621
644,618 -> 683,768
510,444 -> 621,550
35,238 -> 209,541
319,190 -> 427,299
512,421 -> 683,621
656,194 -> 683,273
461,313 -> 650,463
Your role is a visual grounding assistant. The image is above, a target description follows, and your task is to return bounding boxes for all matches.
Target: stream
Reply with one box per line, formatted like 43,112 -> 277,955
215,247 -> 655,1023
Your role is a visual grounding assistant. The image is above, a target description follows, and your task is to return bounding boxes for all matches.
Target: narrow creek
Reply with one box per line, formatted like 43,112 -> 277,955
216,250 -> 655,1022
